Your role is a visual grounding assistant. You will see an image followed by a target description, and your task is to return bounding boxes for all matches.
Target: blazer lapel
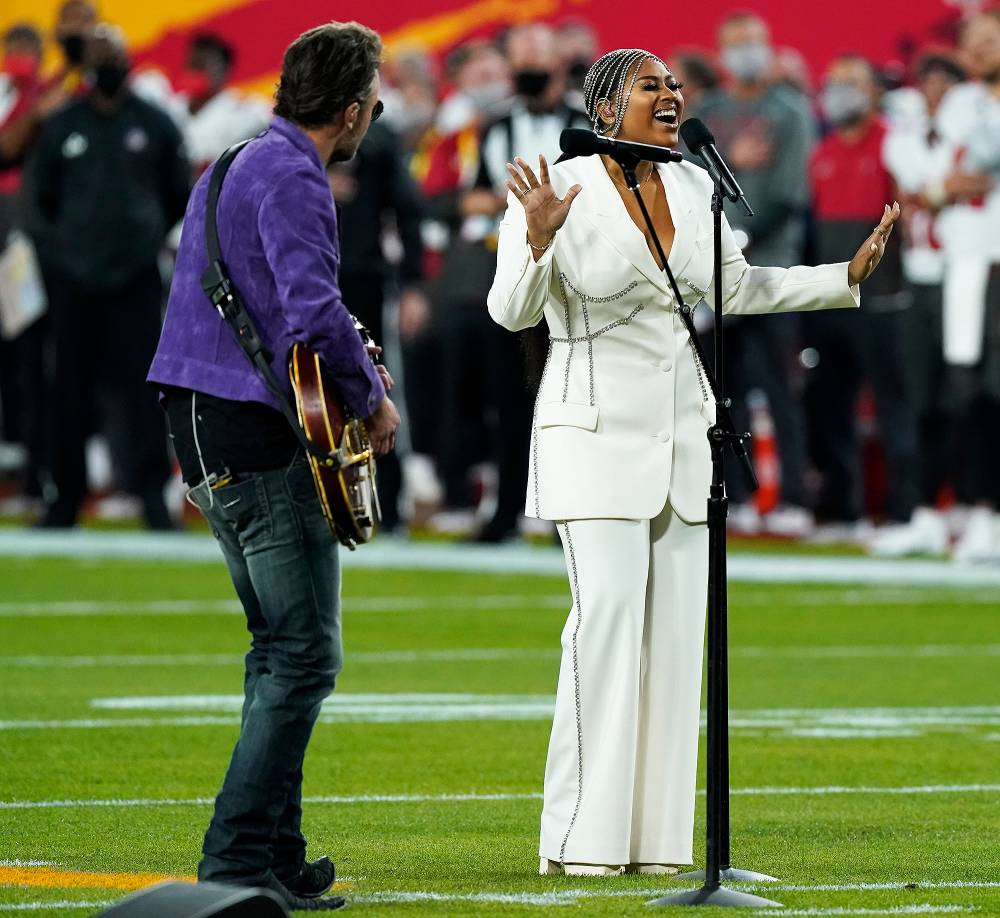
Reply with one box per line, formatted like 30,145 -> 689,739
574,155 -> 671,297
571,154 -> 699,299
657,161 -> 700,284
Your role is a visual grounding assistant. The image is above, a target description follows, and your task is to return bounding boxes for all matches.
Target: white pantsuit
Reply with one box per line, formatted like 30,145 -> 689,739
487,153 -> 860,866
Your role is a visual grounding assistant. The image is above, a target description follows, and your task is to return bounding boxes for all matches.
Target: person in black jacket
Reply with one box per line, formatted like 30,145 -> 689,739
328,119 -> 426,532
23,25 -> 190,528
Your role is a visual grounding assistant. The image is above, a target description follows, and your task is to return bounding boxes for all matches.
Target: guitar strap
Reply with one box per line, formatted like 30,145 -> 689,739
199,140 -> 339,467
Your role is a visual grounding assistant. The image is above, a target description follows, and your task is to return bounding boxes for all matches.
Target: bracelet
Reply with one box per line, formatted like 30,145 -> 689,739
527,232 -> 554,253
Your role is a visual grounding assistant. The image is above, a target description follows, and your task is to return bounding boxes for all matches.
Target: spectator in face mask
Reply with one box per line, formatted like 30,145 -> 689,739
697,11 -> 818,538
434,42 -> 510,135
881,53 -> 967,556
805,54 -> 923,551
380,48 -> 439,151
400,44 -> 509,525
0,24 -> 60,512
0,19 -> 75,182
54,0 -> 97,76
22,25 -> 190,529
452,23 -> 588,542
556,19 -> 600,101
0,25 -> 50,198
170,33 -> 270,174
930,10 -> 1000,561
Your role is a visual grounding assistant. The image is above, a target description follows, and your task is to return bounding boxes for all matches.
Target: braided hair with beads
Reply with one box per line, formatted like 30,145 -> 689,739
583,48 -> 668,137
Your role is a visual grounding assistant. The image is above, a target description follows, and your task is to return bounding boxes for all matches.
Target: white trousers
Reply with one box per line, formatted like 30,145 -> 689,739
539,500 -> 709,866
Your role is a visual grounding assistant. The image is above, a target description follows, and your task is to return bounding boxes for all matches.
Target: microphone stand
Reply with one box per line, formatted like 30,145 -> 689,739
607,150 -> 780,910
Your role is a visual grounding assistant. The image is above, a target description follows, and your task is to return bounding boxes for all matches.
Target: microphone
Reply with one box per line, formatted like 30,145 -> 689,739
559,128 -> 683,166
679,118 -> 754,216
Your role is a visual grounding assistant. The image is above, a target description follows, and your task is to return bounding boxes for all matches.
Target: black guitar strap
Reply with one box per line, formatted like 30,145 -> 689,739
199,140 -> 338,466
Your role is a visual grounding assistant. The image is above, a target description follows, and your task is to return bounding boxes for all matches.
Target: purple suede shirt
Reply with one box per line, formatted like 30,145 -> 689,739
148,116 -> 385,418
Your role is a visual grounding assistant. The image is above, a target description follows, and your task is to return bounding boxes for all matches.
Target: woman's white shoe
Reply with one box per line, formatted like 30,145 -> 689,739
539,858 -> 624,876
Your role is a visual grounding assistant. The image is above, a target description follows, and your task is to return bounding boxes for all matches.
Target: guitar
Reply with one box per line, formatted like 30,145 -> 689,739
289,318 -> 381,550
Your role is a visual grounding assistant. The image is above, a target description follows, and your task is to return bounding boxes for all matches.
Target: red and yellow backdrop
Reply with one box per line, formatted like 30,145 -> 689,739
1,0 -> 970,99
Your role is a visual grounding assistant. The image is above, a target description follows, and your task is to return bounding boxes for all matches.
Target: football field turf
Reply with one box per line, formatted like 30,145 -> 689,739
1,542 -> 999,916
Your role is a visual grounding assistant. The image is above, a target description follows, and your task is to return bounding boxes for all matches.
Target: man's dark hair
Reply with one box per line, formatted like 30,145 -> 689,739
191,32 -> 234,70
916,51 -> 966,83
832,52 -> 878,81
676,52 -> 720,92
3,23 -> 43,52
719,10 -> 768,30
274,21 -> 382,129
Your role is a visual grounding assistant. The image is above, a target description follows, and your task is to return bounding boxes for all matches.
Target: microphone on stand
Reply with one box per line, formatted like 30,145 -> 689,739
558,128 -> 684,165
679,118 -> 754,217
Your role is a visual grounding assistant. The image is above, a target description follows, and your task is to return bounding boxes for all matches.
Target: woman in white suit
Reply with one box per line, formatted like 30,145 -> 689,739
487,48 -> 900,876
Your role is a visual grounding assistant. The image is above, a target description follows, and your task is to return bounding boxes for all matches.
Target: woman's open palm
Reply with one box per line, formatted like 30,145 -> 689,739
505,155 -> 583,243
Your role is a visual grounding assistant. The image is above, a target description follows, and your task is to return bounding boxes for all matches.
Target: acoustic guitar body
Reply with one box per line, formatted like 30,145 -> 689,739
289,342 -> 379,548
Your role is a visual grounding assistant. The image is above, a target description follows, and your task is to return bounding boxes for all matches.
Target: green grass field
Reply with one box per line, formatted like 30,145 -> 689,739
1,544 -> 999,916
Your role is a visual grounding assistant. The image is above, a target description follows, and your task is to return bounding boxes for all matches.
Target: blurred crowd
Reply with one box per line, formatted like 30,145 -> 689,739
1,1 -> 999,560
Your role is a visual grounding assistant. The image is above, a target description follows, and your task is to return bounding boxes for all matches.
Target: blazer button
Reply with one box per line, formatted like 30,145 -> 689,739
659,359 -> 673,372
657,430 -> 671,443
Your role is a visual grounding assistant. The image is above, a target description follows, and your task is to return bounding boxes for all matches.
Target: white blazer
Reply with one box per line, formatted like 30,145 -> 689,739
487,154 -> 860,524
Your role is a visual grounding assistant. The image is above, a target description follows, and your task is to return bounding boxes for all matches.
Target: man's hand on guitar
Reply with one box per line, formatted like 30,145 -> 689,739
367,396 -> 400,457
376,364 -> 394,392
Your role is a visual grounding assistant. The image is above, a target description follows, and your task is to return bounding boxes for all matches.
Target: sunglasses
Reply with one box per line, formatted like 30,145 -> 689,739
370,99 -> 383,123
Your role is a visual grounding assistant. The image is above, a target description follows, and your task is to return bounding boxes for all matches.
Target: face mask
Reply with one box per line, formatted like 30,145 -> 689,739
175,68 -> 213,102
722,42 -> 772,82
466,80 -> 509,112
390,100 -> 435,135
93,63 -> 129,97
2,53 -> 39,84
568,57 -> 591,84
60,34 -> 86,66
514,69 -> 551,98
821,82 -> 871,126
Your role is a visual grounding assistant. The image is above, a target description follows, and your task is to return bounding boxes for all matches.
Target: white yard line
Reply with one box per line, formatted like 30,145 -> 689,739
0,594 -> 568,618
5,700 -> 1000,732
0,904 -> 114,913
4,643 -> 999,668
751,908 -> 973,916
4,784 -> 999,812
0,881 -> 996,913
765,882 -> 1000,892
0,902 -> 978,916
4,529 -> 1000,586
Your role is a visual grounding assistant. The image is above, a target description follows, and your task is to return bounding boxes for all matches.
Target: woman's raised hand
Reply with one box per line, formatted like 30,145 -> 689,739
848,202 -> 901,287
505,155 -> 583,250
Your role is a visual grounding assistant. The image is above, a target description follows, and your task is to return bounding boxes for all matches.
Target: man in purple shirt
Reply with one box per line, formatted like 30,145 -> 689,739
148,22 -> 398,911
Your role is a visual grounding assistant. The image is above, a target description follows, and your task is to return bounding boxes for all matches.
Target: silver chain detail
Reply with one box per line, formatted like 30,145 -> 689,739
553,275 -> 641,405
558,522 -> 586,864
689,336 -> 711,404
558,274 -> 574,402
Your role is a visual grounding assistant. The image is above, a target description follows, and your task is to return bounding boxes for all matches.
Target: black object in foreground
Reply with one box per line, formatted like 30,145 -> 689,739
558,127 -> 684,164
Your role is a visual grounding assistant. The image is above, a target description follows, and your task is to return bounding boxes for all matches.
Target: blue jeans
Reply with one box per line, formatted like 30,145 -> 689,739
188,456 -> 342,884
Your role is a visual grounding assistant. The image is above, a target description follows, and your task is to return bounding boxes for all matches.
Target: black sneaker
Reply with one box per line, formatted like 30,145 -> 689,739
282,856 -> 336,899
262,873 -> 345,912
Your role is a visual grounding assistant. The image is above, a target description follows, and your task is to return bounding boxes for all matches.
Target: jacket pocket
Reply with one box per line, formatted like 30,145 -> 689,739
537,401 -> 600,431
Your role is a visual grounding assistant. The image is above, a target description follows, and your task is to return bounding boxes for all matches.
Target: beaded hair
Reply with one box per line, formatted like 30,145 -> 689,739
583,48 -> 668,138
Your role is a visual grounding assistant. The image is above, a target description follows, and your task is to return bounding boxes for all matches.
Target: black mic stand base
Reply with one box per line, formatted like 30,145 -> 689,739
648,886 -> 782,909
